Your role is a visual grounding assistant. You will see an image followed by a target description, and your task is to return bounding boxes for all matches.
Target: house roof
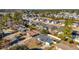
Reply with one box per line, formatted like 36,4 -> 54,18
35,34 -> 53,43
23,39 -> 42,49
27,30 -> 39,36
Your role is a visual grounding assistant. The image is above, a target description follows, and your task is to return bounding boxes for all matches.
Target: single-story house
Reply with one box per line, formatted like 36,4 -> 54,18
26,30 -> 39,37
35,34 -> 54,45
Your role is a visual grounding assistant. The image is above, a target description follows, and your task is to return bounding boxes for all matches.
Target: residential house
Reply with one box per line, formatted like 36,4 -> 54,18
35,34 -> 53,46
26,30 -> 39,37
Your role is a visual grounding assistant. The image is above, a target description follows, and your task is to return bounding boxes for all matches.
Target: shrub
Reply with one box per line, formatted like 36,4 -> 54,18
64,38 -> 68,41
41,29 -> 49,34
69,40 -> 74,44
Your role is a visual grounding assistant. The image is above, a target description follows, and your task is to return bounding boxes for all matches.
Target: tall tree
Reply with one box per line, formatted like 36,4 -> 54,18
13,12 -> 22,24
63,19 -> 74,40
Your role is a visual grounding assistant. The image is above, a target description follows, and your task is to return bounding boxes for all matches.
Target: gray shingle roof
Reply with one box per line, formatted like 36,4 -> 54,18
35,34 -> 53,43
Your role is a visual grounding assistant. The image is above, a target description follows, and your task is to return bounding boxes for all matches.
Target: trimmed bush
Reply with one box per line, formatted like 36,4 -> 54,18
69,40 -> 74,44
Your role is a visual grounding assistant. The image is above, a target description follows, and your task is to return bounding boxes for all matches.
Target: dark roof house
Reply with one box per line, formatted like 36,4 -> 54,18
35,34 -> 53,44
